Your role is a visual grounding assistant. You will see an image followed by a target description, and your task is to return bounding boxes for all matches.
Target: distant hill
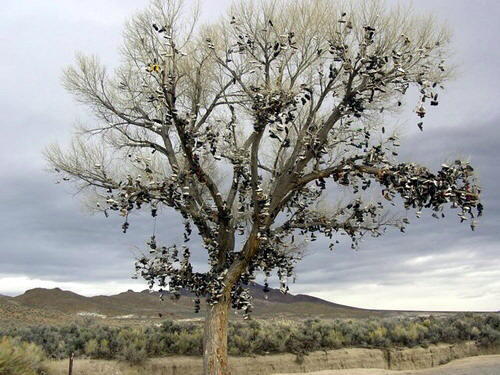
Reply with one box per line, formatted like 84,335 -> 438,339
15,287 -> 101,314
9,283 -> 384,323
0,297 -> 73,327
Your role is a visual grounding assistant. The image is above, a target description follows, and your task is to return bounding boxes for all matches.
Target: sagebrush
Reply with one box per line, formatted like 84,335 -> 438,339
0,336 -> 46,375
1,313 -> 498,363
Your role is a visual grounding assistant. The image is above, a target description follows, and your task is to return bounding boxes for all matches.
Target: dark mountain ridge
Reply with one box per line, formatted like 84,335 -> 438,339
10,283 -> 382,320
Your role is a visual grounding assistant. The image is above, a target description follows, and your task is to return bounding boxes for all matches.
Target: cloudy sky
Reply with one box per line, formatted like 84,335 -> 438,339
1,0 -> 499,311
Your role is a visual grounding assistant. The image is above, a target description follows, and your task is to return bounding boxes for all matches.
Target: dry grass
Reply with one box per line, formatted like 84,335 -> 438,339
45,357 -> 203,375
45,360 -> 143,375
46,356 -> 500,375
44,346 -> 500,375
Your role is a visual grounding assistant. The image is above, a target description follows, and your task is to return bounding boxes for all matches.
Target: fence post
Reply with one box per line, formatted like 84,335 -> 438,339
68,352 -> 74,375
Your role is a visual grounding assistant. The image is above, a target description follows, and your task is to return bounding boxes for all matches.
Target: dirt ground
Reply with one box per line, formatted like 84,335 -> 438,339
45,355 -> 500,375
45,343 -> 500,375
274,355 -> 500,375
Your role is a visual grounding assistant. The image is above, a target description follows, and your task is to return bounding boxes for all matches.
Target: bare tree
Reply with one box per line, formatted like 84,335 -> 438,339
45,0 -> 483,373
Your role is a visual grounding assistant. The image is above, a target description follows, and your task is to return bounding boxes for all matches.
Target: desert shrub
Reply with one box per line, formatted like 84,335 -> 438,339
368,326 -> 388,347
283,326 -> 313,355
1,313 -> 499,361
228,320 -> 262,355
116,329 -> 148,365
171,330 -> 203,355
257,330 -> 283,353
469,326 -> 481,340
98,339 -> 112,358
159,319 -> 184,335
406,323 -> 421,346
228,333 -> 245,355
284,332 -> 307,356
479,325 -> 500,346
265,322 -> 294,352
439,322 -> 460,343
0,337 -> 46,375
323,329 -> 344,349
118,343 -> 148,366
229,332 -> 253,355
84,338 -> 99,356
303,320 -> 341,350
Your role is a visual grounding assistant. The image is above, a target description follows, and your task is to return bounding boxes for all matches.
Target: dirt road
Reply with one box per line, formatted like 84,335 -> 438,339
274,355 -> 500,375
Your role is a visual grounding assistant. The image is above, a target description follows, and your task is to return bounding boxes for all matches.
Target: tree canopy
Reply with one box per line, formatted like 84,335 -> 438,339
46,0 -> 482,318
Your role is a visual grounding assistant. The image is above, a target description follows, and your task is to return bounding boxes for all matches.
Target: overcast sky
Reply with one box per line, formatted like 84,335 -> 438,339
1,0 -> 499,311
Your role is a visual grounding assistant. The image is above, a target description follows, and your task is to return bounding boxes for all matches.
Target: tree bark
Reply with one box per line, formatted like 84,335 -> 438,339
203,297 -> 231,375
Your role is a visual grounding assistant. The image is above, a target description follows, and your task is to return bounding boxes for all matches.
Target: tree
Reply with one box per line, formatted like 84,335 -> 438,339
45,0 -> 483,374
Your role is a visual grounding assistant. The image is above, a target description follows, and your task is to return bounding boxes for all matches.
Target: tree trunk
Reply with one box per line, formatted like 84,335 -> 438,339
203,298 -> 231,375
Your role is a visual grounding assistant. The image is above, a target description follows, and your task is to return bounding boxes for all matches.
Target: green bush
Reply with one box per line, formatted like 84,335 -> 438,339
0,337 -> 46,375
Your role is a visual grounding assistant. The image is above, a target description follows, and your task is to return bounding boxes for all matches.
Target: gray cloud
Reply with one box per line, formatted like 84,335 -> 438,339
0,0 -> 499,310
0,169 -> 215,281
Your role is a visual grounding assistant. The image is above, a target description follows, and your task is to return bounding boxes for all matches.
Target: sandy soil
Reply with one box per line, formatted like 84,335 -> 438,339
274,355 -> 500,375
45,344 -> 500,375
